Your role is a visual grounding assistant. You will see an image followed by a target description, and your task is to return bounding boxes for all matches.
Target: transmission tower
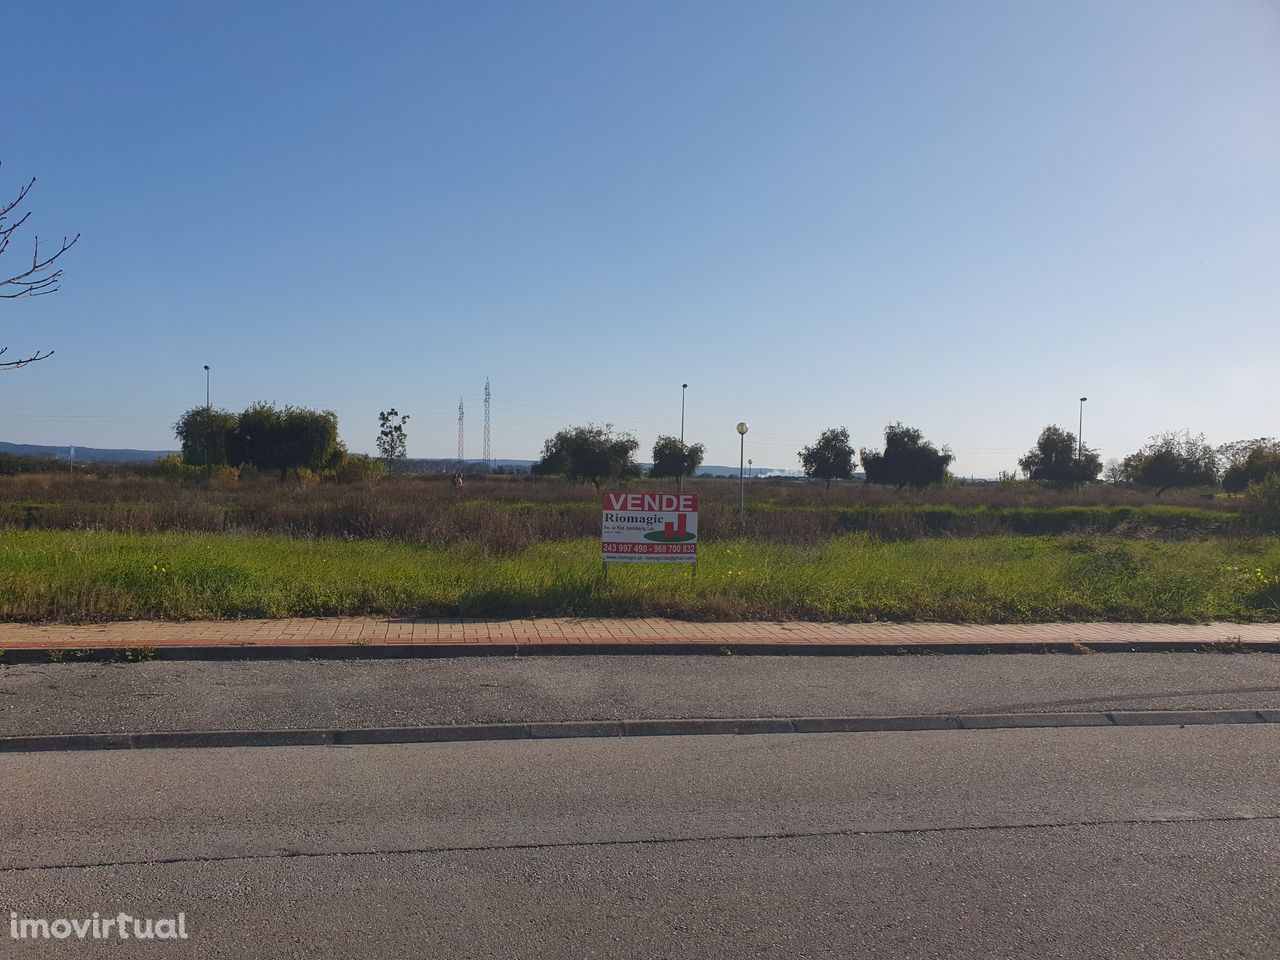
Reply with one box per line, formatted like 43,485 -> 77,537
457,397 -> 465,465
483,378 -> 492,470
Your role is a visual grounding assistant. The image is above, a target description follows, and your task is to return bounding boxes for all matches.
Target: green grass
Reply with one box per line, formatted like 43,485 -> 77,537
2,530 -> 1278,623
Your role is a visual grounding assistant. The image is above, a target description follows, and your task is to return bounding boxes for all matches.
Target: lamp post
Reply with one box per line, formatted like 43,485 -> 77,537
748,458 -> 753,479
680,384 -> 688,446
678,383 -> 689,492
736,421 -> 749,526
203,365 -> 211,479
1078,397 -> 1087,460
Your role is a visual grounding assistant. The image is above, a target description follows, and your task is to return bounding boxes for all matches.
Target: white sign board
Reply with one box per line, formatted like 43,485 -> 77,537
601,493 -> 698,564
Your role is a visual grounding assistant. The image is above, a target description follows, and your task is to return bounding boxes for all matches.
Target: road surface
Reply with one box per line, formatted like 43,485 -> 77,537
3,719 -> 1278,958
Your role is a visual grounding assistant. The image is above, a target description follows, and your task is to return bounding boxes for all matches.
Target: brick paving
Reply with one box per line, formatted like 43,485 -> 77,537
0,618 -> 1277,654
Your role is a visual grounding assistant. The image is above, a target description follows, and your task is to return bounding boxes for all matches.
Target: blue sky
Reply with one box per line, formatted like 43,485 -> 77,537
3,0 -> 1277,475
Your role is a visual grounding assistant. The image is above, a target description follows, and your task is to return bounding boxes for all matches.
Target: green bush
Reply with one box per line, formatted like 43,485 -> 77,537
155,454 -> 201,481
1223,445 -> 1280,493
333,454 -> 386,484
861,423 -> 953,488
1247,473 -> 1280,511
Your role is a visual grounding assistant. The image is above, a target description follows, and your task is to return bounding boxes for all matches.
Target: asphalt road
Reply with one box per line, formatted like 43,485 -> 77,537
4,653 -> 1280,735
3,725 -> 1279,958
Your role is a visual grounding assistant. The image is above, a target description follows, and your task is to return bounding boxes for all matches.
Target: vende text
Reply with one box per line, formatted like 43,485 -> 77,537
601,493 -> 697,512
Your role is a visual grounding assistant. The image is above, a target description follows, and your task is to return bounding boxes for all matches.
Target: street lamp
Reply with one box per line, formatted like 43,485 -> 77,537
680,384 -> 688,445
1078,397 -> 1087,460
748,458 -> 753,479
203,365 -> 211,479
678,383 -> 689,493
736,421 -> 749,525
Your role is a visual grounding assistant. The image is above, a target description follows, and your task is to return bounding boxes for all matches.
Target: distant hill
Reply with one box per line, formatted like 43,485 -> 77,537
0,441 -> 175,463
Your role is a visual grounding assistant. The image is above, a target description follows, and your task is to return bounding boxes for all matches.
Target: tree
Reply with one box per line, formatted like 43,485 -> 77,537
228,402 -> 286,476
1218,438 -> 1280,493
799,427 -> 855,489
860,423 -> 953,488
1018,425 -> 1102,486
278,406 -> 341,476
1121,431 -> 1218,494
533,424 -> 640,490
174,407 -> 238,468
376,409 -> 411,467
227,402 -> 339,480
1,162 -> 79,369
649,435 -> 705,480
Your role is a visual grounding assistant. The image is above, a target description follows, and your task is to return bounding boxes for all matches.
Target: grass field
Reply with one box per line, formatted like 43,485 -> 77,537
2,529 -> 1277,623
3,474 -> 1276,623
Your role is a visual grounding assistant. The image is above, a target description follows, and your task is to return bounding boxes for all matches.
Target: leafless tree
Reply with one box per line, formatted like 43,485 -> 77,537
1,162 -> 79,369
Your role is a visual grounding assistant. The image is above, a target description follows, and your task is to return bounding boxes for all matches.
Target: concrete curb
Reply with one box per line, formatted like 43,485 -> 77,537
1,708 -> 1274,755
3,639 -> 1279,663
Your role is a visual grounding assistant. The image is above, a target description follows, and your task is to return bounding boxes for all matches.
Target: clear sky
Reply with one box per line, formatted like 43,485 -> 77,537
3,0 -> 1277,475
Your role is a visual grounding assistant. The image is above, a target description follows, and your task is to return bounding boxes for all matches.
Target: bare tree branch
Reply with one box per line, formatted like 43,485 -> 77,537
0,230 -> 81,298
1,160 -> 76,367
0,345 -> 55,371
0,174 -> 35,221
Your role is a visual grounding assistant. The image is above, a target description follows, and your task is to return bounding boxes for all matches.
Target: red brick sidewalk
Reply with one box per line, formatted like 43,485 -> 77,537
0,618 -> 1277,656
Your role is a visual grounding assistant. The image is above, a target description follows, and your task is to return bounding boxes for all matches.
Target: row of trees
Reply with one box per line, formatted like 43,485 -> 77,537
799,424 -> 954,489
531,422 -> 959,491
175,403 -> 344,479
1021,428 -> 1278,494
529,427 -> 709,489
177,400 -> 1280,497
799,423 -> 1279,494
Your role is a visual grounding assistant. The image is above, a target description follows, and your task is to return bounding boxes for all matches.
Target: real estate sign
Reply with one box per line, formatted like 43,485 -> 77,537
601,492 -> 698,564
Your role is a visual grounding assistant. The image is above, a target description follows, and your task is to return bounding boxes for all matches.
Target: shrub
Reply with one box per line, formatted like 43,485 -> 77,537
861,423 -> 953,488
1247,473 -> 1280,511
0,452 -> 59,475
334,453 -> 387,484
155,454 -> 201,481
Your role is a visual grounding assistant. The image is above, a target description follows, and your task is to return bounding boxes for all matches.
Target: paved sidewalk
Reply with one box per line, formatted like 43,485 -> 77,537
0,618 -> 1278,657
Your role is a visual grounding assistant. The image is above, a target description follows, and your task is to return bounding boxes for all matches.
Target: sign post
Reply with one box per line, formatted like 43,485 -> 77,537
602,492 -> 698,577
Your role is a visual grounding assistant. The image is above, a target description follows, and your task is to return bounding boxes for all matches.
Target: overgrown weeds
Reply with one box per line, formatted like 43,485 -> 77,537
1,529 -> 1277,624
0,474 -> 1272,552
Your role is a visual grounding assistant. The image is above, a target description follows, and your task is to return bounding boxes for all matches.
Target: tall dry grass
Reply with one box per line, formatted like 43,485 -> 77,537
0,473 -> 1270,554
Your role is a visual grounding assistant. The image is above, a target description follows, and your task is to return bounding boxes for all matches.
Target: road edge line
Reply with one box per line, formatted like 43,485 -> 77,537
0,709 -> 1273,754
